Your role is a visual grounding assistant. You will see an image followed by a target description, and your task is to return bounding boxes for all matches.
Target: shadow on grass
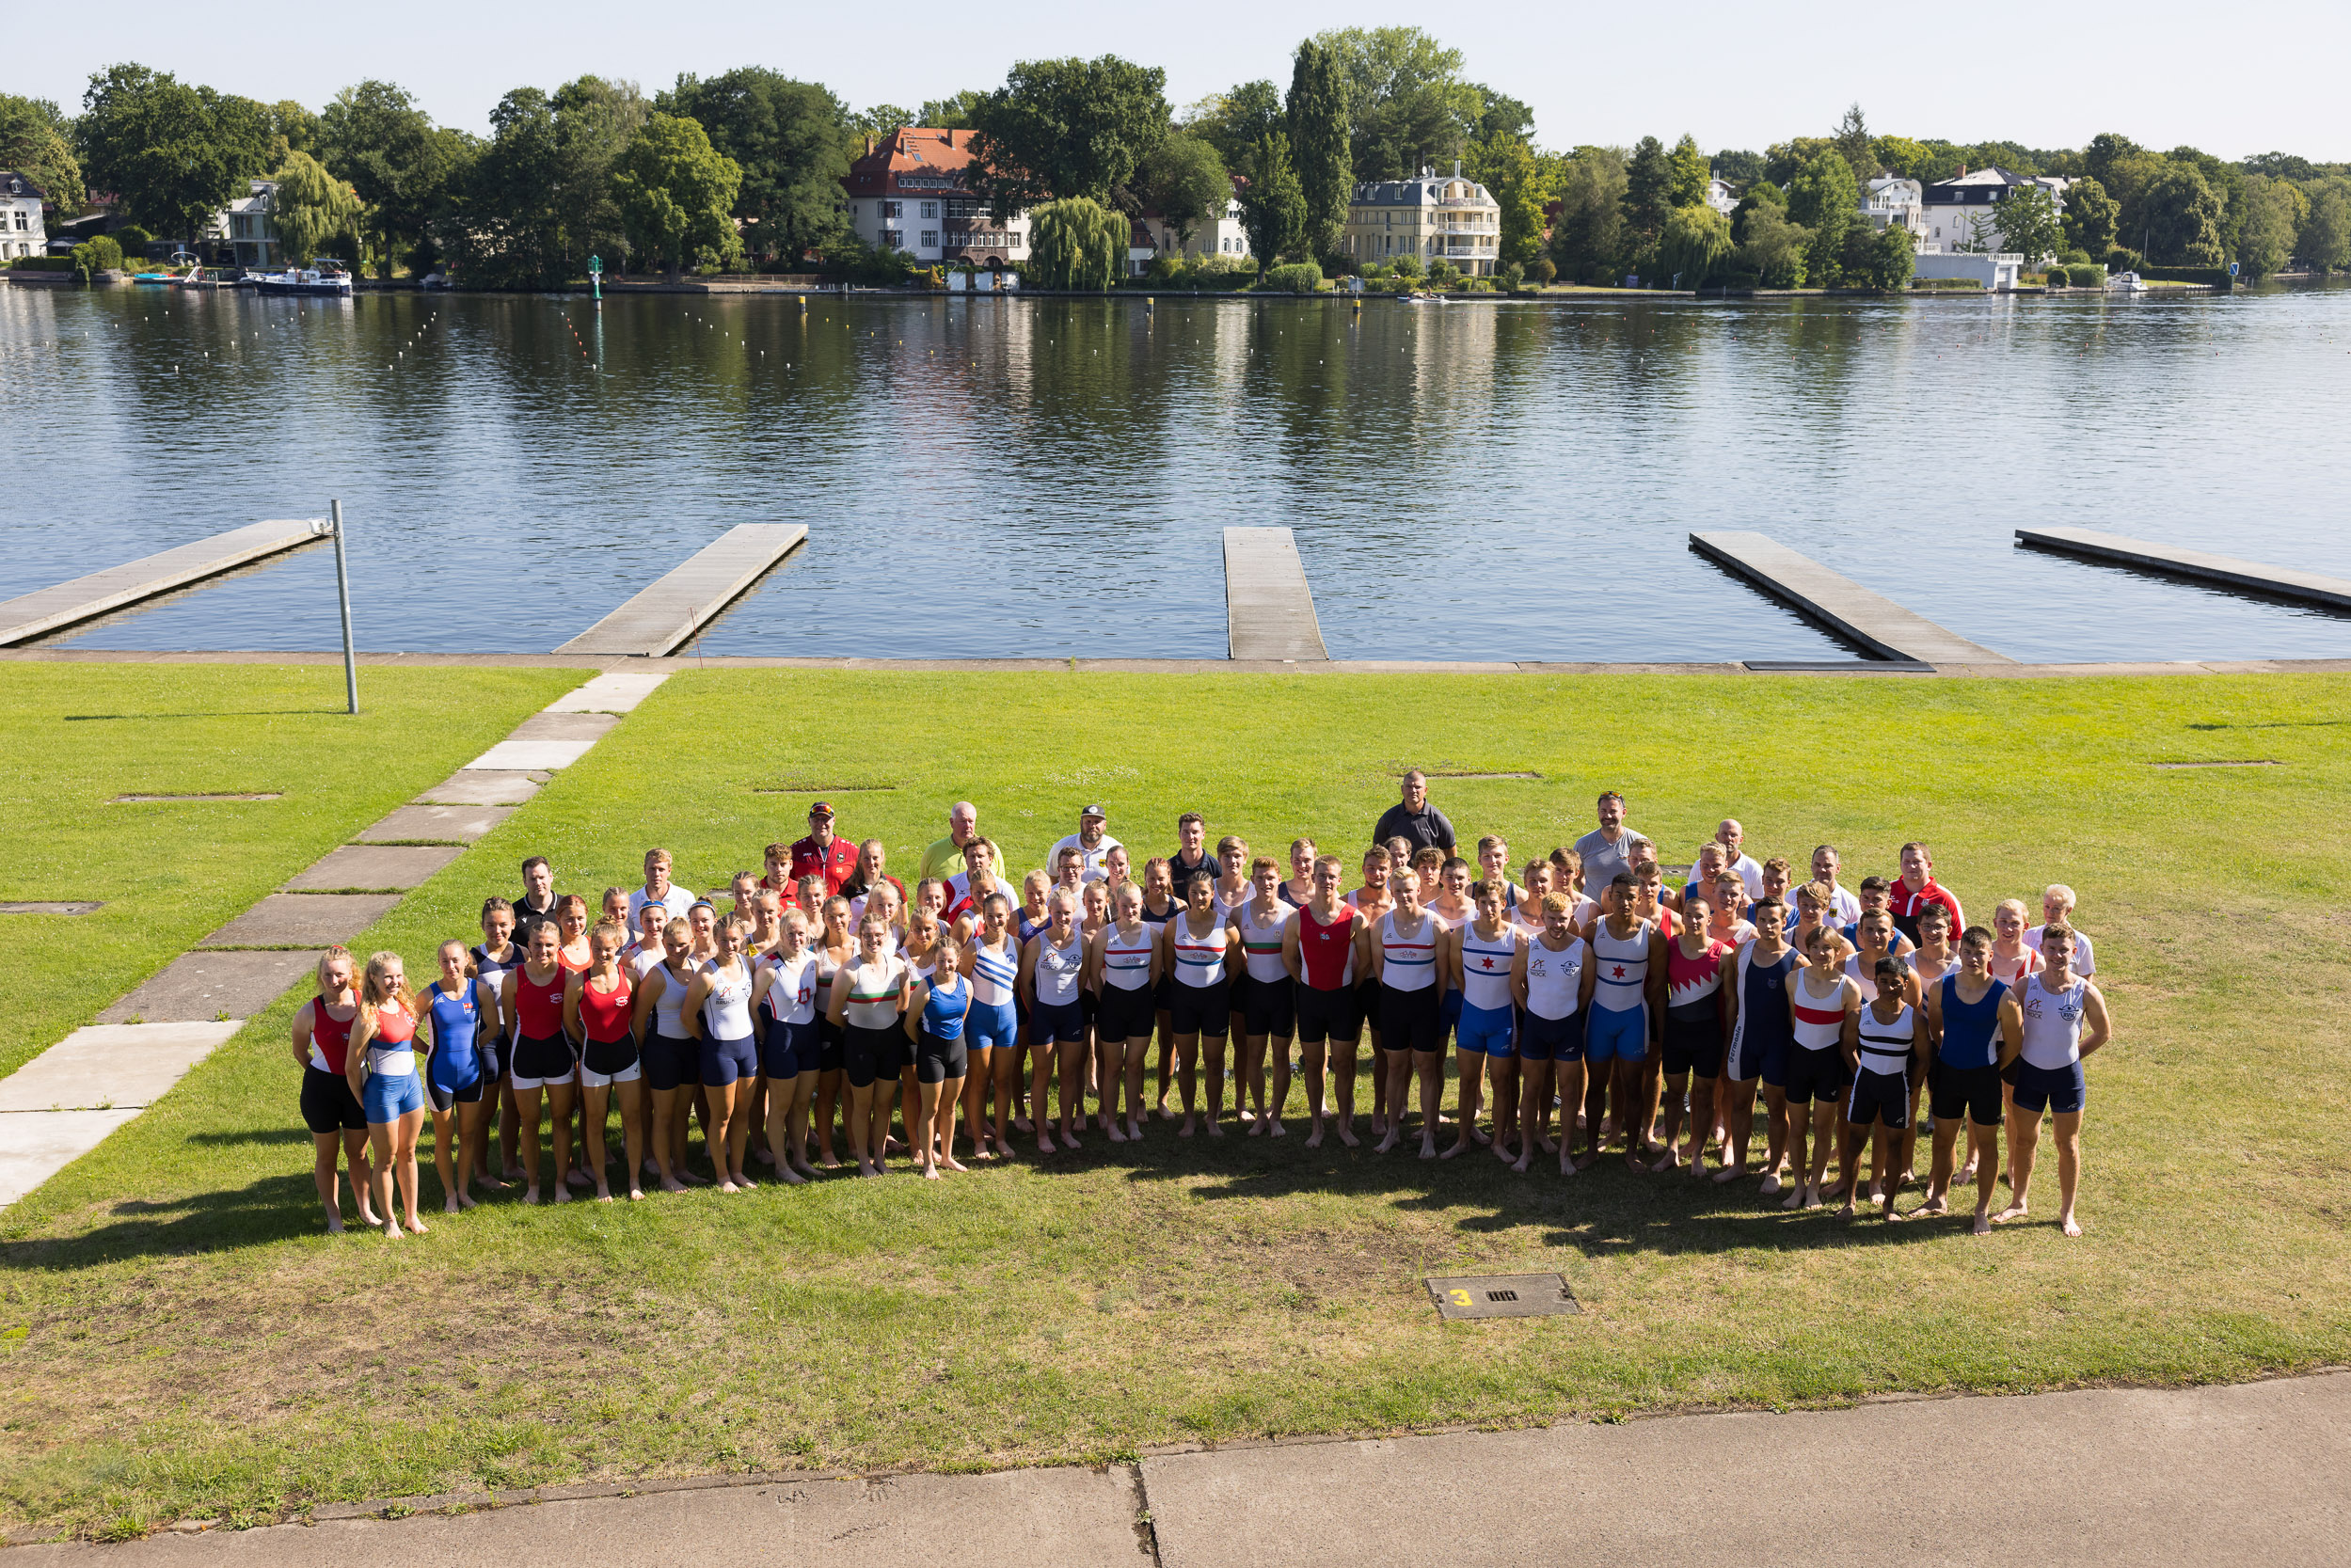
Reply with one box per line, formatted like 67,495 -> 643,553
183,1127 -> 315,1147
2,1173 -> 340,1268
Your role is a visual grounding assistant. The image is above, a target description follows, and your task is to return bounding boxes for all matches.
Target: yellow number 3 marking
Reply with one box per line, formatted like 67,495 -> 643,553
1448,1290 -> 1472,1307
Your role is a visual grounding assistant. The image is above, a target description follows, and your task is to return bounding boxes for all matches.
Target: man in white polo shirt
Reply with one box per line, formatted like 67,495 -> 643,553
1714,819 -> 1765,900
1048,804 -> 1121,883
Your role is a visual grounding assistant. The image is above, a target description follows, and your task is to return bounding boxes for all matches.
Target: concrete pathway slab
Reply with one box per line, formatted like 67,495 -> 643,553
0,901 -> 103,915
0,521 -> 321,646
281,845 -> 462,893
8,1465 -> 1145,1565
2019,526 -> 2351,610
355,803 -> 516,844
0,1109 -> 140,1208
199,895 -> 401,949
465,739 -> 595,772
100,950 -> 321,1024
544,671 -> 672,713
1223,527 -> 1329,661
1690,531 -> 2011,664
0,1022 -> 242,1112
415,770 -> 545,807
555,524 -> 807,657
1142,1372 -> 2351,1568
503,710 -> 622,744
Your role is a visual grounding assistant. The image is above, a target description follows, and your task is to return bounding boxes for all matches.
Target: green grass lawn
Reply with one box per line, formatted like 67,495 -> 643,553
4,668 -> 2348,1537
0,663 -> 580,1080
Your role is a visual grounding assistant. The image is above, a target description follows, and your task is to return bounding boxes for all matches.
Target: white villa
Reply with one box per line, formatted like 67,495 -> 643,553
1140,176 -> 1253,268
1340,162 -> 1502,277
1,170 -> 47,261
1706,177 -> 1738,217
1860,176 -> 1925,242
1919,166 -> 2068,255
222,181 -> 282,268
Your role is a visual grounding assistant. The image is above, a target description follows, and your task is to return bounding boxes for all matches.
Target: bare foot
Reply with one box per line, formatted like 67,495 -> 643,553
922,1164 -> 942,1180
553,1187 -> 573,1203
474,1174 -> 510,1192
1838,1196 -> 1857,1218
1650,1149 -> 1678,1173
2060,1212 -> 2083,1237
565,1165 -> 593,1189
1759,1173 -> 1783,1196
596,1190 -> 613,1204
1038,1135 -> 1057,1155
1374,1126 -> 1402,1154
444,1196 -> 464,1214
1247,1117 -> 1264,1138
1803,1187 -> 1825,1211
1206,1118 -> 1224,1138
680,1169 -> 710,1186
942,1154 -> 969,1173
1781,1182 -> 1803,1211
779,1168 -> 807,1187
325,1211 -> 344,1234
358,1209 -> 384,1228
1178,1117 -> 1198,1139
1556,1156 -> 1577,1177
1973,1210 -> 1993,1236
1336,1122 -> 1360,1148
1305,1123 -> 1325,1149
1439,1140 -> 1469,1161
1419,1136 -> 1438,1161
1125,1117 -> 1144,1140
1883,1206 -> 1906,1223
1060,1126 -> 1083,1149
1108,1122 -> 1128,1143
382,1221 -> 402,1241
1493,1140 -> 1516,1164
1992,1203 -> 2028,1225
1915,1196 -> 1949,1216
659,1176 -> 687,1194
521,1188 -> 541,1206
1512,1151 -> 1532,1174
1624,1149 -> 1646,1173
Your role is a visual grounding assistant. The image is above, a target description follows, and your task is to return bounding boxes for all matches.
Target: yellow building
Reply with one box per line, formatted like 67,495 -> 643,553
1341,161 -> 1501,277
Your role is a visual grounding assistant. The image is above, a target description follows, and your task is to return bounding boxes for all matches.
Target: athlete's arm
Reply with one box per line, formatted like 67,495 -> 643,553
1016,936 -> 1040,1008
1838,987 -> 1861,1072
500,972 -> 521,1048
824,971 -> 850,1028
679,974 -> 712,1041
1995,990 -> 2025,1069
1361,923 -> 1384,984
1579,945 -> 1596,1012
2077,983 -> 2112,1058
1082,930 -> 1104,995
904,981 -> 928,1043
631,969 -> 662,1037
1923,983 -> 1945,1057
1441,925 -> 1462,991
1645,927 -> 1670,1042
343,1008 -> 377,1097
1909,1001 -> 1929,1077
562,971 -> 584,1044
290,1000 -> 315,1071
1720,944 -> 1743,1043
1281,917 -> 1304,984
1509,942 -> 1531,1009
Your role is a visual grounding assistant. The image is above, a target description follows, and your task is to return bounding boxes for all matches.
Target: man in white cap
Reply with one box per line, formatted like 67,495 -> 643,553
1049,804 -> 1121,884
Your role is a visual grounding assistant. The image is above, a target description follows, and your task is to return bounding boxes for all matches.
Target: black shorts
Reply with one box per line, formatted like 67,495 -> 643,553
1171,979 -> 1231,1037
643,1032 -> 701,1093
1356,977 -> 1380,1038
582,1034 -> 639,1079
510,1031 -> 577,1089
1660,1014 -> 1724,1078
426,1069 -> 484,1113
476,1035 -> 506,1084
915,1030 -> 969,1085
1846,1066 -> 1911,1130
1377,984 -> 1443,1054
1094,983 -> 1152,1043
1295,984 -> 1361,1046
1152,974 -> 1175,1012
1518,1009 -> 1585,1064
1244,974 -> 1295,1038
1930,1060 -> 2004,1127
1079,989 -> 1100,1027
816,1017 -> 845,1074
1783,1044 -> 1850,1106
1229,971 -> 1252,1017
300,1066 -> 366,1134
843,1022 -> 900,1089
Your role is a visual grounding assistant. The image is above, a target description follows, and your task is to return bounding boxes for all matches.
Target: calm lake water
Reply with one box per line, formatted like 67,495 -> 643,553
4,280 -> 2349,662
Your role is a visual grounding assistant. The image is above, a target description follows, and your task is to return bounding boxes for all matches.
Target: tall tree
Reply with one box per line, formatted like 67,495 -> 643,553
439,76 -> 643,288
1993,183 -> 2061,267
76,64 -> 273,242
965,55 -> 1168,215
1785,150 -> 1856,286
2060,174 -> 2119,258
268,149 -> 361,263
850,105 -> 918,139
1667,134 -> 1708,209
1711,148 -> 1765,187
1312,26 -> 1482,181
1136,132 -> 1229,250
1833,103 -> 1875,183
1471,133 -> 1552,270
1548,145 -> 1626,283
1180,81 -> 1281,169
2236,174 -> 2296,277
1471,88 -> 1533,146
1740,205 -> 1810,287
658,68 -> 850,262
2299,181 -> 2349,272
1620,135 -> 1672,258
1657,203 -> 1729,287
1235,131 -> 1306,264
321,80 -> 470,276
1871,135 -> 1934,182
270,101 -> 320,156
2141,162 -> 2225,265
1285,39 -> 1351,261
918,89 -> 987,129
612,112 -> 743,276
0,93 -> 85,220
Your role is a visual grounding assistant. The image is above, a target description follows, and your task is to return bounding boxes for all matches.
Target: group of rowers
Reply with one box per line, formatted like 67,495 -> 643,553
291,777 -> 2111,1243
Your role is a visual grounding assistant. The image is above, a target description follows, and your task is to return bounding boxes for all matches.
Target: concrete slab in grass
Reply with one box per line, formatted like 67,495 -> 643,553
0,1022 -> 242,1112
357,803 -> 516,844
545,671 -> 671,713
199,895 -> 402,949
415,769 -> 546,807
101,949 -> 323,1024
466,739 -> 595,772
0,1109 -> 140,1209
504,710 -> 621,744
282,844 -> 462,892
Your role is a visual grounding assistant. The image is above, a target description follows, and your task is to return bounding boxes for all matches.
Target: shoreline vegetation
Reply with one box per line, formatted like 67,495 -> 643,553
3,664 -> 2346,1538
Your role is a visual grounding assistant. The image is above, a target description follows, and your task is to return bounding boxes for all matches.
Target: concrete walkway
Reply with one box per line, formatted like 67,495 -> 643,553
0,671 -> 671,1212
10,1372 -> 2345,1561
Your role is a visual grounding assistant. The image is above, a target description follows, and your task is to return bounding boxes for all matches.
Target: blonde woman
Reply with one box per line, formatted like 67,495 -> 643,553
681,915 -> 760,1193
905,933 -> 973,1177
631,916 -> 707,1193
344,950 -> 428,1239
827,911 -> 910,1177
752,908 -> 821,1184
421,939 -> 499,1213
501,920 -> 578,1204
564,921 -> 643,1202
291,946 -> 376,1233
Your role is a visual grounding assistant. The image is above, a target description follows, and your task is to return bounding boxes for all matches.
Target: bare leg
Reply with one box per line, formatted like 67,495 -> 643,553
1153,1010 -> 1175,1117
916,1079 -> 945,1177
1414,1051 -> 1444,1159
1175,1035 -> 1201,1136
1120,1035 -> 1150,1139
848,1083 -> 878,1175
1201,1033 -> 1230,1136
1443,1049 -> 1482,1158
1971,1119 -> 2001,1233
1918,1117 -> 1962,1214
616,1079 -> 646,1197
1651,1070 -> 1690,1171
1240,1032 -> 1269,1135
1489,1055 -> 1519,1164
582,1082 -> 616,1199
1515,1059 -> 1552,1173
1056,1037 -> 1087,1147
814,1068 -> 844,1167
2053,1111 -> 2084,1236
1716,1076 -> 1757,1182
1328,1035 -> 1361,1147
1781,1097 -> 1812,1208
497,1075 -> 523,1180
1374,1050 -> 1411,1152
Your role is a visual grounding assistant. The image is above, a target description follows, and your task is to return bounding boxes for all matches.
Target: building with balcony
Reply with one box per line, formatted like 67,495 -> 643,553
843,127 -> 1029,270
1,170 -> 46,261
1919,166 -> 2067,256
1707,177 -> 1739,217
1861,176 -> 1925,244
221,181 -> 281,268
1340,161 -> 1501,277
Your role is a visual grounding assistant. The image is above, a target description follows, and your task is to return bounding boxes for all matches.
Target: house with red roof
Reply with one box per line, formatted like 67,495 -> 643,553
842,128 -> 1031,269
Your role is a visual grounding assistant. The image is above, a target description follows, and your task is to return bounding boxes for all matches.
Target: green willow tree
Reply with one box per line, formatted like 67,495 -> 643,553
1657,202 -> 1729,286
1025,196 -> 1125,289
268,150 -> 363,264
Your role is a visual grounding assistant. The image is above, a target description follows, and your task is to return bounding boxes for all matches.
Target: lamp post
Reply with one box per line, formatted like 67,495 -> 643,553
328,499 -> 357,715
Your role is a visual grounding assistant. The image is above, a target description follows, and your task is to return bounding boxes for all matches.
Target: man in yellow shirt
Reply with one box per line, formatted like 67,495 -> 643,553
920,800 -> 980,884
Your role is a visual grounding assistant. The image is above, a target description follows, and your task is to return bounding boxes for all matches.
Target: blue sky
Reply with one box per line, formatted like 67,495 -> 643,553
12,1 -> 2346,160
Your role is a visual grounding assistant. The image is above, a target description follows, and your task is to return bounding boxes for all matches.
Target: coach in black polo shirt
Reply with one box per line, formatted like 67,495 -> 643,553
1372,769 -> 1455,853
513,854 -> 564,944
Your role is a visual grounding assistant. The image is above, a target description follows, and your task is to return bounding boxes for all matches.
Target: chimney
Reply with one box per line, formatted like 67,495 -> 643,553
1958,164 -> 1966,177
1453,158 -> 1461,179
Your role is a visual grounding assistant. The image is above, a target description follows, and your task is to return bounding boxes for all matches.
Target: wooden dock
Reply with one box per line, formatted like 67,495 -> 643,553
556,525 -> 807,657
2016,527 -> 2351,610
1690,531 -> 2010,664
1223,528 -> 1330,661
0,520 -> 322,646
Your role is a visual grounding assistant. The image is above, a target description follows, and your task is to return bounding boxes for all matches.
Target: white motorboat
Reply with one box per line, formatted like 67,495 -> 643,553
2107,271 -> 2148,293
256,260 -> 355,297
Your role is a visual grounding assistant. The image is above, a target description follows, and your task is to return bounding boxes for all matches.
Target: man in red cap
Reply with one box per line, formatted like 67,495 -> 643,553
790,801 -> 858,895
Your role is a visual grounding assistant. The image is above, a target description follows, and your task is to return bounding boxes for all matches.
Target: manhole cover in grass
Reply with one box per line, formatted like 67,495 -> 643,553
1425,1274 -> 1580,1320
112,793 -> 283,802
0,901 -> 103,916
2151,760 -> 2280,769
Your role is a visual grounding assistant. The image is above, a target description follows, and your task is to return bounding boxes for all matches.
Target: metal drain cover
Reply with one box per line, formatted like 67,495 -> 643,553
1426,1274 -> 1580,1320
